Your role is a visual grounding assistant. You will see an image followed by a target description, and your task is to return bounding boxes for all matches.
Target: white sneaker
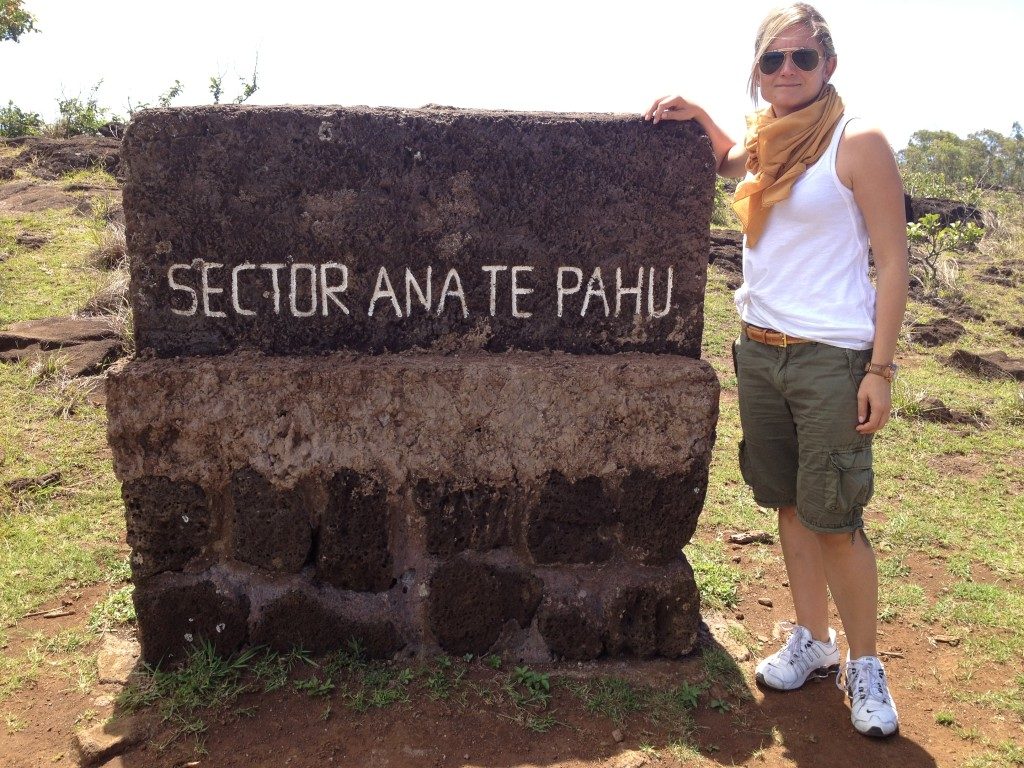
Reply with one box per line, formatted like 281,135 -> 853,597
755,624 -> 840,691
838,653 -> 900,738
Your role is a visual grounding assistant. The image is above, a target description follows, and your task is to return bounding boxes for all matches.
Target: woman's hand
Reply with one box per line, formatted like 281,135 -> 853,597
643,96 -> 746,178
643,95 -> 705,124
856,374 -> 892,434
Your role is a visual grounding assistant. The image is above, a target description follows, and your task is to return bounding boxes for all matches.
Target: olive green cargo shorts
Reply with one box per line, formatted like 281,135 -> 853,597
732,332 -> 875,533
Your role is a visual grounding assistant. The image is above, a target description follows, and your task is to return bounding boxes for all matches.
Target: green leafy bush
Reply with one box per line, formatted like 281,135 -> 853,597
0,99 -> 43,137
907,213 -> 984,289
51,83 -> 112,137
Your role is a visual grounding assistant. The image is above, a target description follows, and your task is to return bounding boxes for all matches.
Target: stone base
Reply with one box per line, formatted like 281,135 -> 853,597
131,556 -> 699,666
109,351 -> 717,666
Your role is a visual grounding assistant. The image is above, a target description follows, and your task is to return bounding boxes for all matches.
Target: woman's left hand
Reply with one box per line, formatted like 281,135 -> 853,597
856,374 -> 892,434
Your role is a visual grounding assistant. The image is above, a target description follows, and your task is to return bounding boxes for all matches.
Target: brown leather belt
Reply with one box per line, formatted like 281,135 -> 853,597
742,322 -> 811,347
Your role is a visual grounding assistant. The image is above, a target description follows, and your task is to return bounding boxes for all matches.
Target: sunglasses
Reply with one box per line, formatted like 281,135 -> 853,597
758,48 -> 821,75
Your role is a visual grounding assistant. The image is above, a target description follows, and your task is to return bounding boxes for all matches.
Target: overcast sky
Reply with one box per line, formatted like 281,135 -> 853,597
2,0 -> 1021,151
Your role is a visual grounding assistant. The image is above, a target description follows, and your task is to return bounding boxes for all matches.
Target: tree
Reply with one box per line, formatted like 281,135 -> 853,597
899,125 -> 1024,192
1,0 -> 37,43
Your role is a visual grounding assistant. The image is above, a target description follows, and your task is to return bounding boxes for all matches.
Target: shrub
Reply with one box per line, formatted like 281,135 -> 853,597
907,213 -> 983,290
0,99 -> 43,137
51,83 -> 112,137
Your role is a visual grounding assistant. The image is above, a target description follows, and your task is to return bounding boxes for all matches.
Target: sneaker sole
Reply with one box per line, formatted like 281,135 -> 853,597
858,723 -> 900,739
755,663 -> 839,691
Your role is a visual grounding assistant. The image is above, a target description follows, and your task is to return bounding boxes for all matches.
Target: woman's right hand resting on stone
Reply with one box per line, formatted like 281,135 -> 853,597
642,95 -> 747,179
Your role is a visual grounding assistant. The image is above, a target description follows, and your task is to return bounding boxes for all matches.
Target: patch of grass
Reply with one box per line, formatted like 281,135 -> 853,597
0,359 -> 123,648
685,539 -> 741,610
0,209 -> 109,325
59,167 -> 118,191
421,653 -> 467,701
567,676 -> 644,723
935,710 -> 956,726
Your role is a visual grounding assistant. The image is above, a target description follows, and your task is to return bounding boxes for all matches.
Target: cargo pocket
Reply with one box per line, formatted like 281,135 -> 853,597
826,447 -> 874,514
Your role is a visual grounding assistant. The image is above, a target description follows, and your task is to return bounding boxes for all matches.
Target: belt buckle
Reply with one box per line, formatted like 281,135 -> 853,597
782,332 -> 787,348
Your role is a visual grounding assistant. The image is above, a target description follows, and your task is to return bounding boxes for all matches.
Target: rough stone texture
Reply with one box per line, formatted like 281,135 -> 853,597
114,106 -> 719,662
107,353 -> 718,495
121,106 -> 715,358
75,714 -> 151,767
948,349 -> 1024,381
0,315 -> 119,349
427,555 -> 543,655
123,476 -> 212,578
536,594 -> 605,661
0,316 -> 123,375
603,558 -> 700,658
96,633 -> 141,684
906,194 -> 993,228
5,135 -> 122,180
417,480 -> 514,557
250,588 -> 403,657
316,469 -> 393,591
230,468 -> 312,572
907,317 -> 965,347
527,472 -> 615,564
132,573 -> 249,666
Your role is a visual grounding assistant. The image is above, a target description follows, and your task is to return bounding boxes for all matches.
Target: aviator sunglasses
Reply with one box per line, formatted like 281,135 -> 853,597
758,47 -> 821,75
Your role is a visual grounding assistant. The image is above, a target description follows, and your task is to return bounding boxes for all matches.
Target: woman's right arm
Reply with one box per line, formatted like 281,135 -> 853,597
643,95 -> 747,179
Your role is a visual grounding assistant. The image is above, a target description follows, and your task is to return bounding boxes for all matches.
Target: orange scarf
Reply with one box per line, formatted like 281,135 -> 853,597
732,85 -> 845,248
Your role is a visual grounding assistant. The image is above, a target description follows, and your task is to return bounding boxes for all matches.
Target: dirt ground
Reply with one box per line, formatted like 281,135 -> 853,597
3,539 -> 1016,768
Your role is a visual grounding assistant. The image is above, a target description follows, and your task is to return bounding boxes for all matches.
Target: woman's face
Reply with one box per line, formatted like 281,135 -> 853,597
757,23 -> 837,116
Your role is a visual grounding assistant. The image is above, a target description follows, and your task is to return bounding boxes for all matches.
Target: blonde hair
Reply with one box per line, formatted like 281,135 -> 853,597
747,3 -> 837,103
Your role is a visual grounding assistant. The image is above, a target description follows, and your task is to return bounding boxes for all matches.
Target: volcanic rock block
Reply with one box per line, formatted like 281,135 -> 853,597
121,105 -> 715,358
133,573 -> 249,666
527,472 -> 615,564
107,353 -> 718,546
603,560 -> 700,658
427,556 -> 544,655
249,588 -> 403,657
123,475 -> 212,578
316,469 -> 393,591
536,594 -> 605,661
534,558 -> 700,660
416,480 -> 514,557
230,468 -> 312,573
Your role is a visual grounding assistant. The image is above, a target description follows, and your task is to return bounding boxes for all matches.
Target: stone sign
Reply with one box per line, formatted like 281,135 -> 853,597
108,105 -> 719,667
122,106 -> 712,357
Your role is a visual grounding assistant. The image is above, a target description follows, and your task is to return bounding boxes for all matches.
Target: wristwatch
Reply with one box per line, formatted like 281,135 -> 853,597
864,362 -> 899,382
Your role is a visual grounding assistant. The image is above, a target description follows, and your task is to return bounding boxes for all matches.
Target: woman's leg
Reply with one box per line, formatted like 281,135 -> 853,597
778,505 -> 830,642
817,528 -> 878,658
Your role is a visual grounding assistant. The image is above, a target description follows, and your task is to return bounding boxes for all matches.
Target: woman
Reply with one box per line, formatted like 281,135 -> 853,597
644,3 -> 908,738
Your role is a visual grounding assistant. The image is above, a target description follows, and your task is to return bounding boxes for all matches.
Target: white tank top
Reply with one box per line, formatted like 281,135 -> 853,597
733,115 -> 875,350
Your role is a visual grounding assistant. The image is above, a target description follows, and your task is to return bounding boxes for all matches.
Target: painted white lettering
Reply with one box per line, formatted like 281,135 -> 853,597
481,265 -> 507,317
290,263 -> 318,317
168,264 -> 198,316
231,263 -> 256,316
320,263 -> 349,316
404,266 -> 432,315
511,266 -> 534,319
201,262 -> 227,318
581,267 -> 610,317
556,267 -> 583,318
261,263 -> 285,314
437,268 -> 469,318
368,266 -> 402,317
615,266 -> 643,316
648,266 -> 673,318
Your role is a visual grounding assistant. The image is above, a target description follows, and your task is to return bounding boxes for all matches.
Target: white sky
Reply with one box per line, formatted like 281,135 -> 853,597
2,0 -> 1022,151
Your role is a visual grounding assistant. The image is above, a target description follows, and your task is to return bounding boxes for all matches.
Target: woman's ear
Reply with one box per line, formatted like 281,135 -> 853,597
825,55 -> 838,81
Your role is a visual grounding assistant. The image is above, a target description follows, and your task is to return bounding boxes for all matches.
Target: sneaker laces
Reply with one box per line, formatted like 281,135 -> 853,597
772,623 -> 817,666
837,657 -> 891,705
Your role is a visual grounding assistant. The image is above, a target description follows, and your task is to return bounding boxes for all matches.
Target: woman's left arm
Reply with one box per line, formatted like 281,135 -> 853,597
838,123 -> 909,435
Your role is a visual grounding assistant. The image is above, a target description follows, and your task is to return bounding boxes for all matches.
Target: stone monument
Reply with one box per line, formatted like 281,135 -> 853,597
108,105 -> 719,666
